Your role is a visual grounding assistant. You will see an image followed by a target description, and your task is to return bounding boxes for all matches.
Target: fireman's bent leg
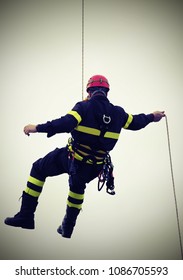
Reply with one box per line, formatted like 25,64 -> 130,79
5,148 -> 69,229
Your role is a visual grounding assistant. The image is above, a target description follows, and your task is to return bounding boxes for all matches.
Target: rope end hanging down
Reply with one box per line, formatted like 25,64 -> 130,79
165,115 -> 183,260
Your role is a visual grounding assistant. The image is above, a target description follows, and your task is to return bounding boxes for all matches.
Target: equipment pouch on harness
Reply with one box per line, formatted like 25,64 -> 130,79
97,153 -> 115,195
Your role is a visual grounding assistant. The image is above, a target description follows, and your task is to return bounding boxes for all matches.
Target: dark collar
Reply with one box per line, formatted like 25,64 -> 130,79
91,93 -> 109,102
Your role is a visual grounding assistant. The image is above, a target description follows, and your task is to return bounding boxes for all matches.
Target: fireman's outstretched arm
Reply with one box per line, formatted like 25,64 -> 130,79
124,110 -> 165,131
23,108 -> 82,137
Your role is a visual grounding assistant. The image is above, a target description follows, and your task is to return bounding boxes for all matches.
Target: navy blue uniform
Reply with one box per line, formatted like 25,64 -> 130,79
26,94 -> 154,203
24,94 -> 154,237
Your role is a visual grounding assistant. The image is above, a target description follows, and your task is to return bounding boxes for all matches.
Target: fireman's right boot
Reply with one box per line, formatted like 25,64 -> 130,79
4,191 -> 38,229
57,206 -> 80,238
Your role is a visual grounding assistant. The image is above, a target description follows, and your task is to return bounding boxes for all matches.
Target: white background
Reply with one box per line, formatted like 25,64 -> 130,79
0,0 -> 182,260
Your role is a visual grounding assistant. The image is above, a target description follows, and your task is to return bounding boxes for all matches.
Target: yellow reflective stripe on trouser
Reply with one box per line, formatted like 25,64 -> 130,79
25,176 -> 45,197
68,111 -> 82,124
25,187 -> 40,197
28,176 -> 45,187
67,200 -> 82,210
123,114 -> 133,129
69,191 -> 84,200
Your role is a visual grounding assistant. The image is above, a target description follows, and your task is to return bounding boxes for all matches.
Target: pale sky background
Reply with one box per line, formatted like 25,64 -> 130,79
0,0 -> 182,260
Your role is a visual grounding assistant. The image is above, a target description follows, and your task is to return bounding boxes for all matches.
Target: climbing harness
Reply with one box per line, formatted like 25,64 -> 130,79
98,153 -> 115,195
67,137 -> 106,165
165,115 -> 183,260
67,139 -> 115,194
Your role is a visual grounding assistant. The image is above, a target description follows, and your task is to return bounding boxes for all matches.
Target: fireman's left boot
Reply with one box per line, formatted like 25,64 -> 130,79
57,206 -> 80,238
4,191 -> 38,229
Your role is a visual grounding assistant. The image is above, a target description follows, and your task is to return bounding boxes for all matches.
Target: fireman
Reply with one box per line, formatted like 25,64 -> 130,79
4,75 -> 165,238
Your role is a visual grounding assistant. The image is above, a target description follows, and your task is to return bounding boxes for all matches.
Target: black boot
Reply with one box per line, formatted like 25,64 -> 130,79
4,191 -> 38,229
57,206 -> 80,238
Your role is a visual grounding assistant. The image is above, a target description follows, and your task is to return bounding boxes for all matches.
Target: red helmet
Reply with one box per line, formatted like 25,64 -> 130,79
86,75 -> 110,92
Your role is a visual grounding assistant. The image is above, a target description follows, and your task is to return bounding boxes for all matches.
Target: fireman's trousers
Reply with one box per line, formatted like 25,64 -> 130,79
25,146 -> 103,235
26,147 -> 103,198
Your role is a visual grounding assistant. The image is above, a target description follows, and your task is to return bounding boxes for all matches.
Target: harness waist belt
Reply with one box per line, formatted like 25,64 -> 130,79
67,138 -> 105,164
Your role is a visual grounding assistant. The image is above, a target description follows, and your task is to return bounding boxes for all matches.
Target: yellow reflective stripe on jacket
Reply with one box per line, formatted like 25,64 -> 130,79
123,114 -> 133,129
68,111 -> 82,124
75,125 -> 119,140
75,125 -> 100,136
28,176 -> 44,187
67,200 -> 82,210
69,191 -> 84,200
104,131 -> 119,140
25,187 -> 40,197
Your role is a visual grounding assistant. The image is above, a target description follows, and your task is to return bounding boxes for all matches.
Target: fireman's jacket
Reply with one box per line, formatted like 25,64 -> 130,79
36,94 -> 154,161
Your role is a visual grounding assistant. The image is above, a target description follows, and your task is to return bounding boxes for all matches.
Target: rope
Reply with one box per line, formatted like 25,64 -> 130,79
80,1 -> 183,258
165,115 -> 183,259
81,0 -> 85,100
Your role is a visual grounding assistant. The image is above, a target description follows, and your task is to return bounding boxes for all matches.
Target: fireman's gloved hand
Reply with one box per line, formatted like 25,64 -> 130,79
153,111 -> 165,122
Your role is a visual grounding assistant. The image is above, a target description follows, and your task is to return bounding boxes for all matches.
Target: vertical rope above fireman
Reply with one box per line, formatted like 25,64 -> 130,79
81,0 -> 85,100
165,115 -> 183,260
